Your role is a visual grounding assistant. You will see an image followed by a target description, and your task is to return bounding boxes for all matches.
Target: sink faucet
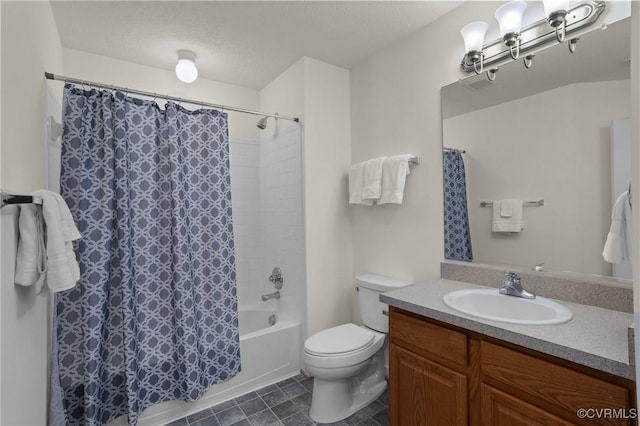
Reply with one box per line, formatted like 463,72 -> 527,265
261,291 -> 280,302
499,272 -> 535,299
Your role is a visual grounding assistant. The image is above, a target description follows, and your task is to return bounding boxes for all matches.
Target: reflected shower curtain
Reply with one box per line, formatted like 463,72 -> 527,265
443,150 -> 473,261
51,85 -> 240,426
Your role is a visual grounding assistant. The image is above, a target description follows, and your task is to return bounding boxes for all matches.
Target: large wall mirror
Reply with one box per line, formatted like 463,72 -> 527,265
441,17 -> 631,284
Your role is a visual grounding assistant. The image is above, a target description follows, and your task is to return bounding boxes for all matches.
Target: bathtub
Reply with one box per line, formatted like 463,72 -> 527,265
117,309 -> 302,426
238,309 -> 280,336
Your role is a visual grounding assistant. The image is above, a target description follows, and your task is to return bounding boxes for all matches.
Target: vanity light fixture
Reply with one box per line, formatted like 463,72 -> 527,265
494,0 -> 527,60
460,21 -> 489,74
175,50 -> 198,84
542,0 -> 571,42
460,0 -> 605,79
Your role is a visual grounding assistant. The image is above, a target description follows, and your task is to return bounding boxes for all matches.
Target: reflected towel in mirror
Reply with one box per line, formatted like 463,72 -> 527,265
492,199 -> 523,232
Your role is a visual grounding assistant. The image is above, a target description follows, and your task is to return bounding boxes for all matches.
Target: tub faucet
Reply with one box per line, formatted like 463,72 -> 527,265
261,291 -> 280,302
499,271 -> 535,299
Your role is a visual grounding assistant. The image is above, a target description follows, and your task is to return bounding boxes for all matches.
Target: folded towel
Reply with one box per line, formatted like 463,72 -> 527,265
348,162 -> 374,206
378,155 -> 412,205
15,204 -> 46,288
362,157 -> 386,200
603,191 -> 632,264
32,190 -> 82,292
500,202 -> 513,217
492,199 -> 523,232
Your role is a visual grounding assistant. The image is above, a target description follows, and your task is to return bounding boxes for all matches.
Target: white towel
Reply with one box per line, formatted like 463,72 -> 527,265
348,162 -> 374,206
362,157 -> 386,200
378,155 -> 412,205
32,190 -> 82,292
492,199 -> 523,232
15,204 -> 46,288
603,191 -> 632,264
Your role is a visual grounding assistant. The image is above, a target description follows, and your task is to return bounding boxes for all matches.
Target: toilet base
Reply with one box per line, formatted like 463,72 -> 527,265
309,377 -> 386,423
308,350 -> 387,423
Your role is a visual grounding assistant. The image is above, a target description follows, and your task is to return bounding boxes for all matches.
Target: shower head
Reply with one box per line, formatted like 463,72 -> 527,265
257,116 -> 268,130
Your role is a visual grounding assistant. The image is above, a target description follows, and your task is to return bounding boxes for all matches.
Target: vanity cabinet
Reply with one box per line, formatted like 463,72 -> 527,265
389,307 -> 636,426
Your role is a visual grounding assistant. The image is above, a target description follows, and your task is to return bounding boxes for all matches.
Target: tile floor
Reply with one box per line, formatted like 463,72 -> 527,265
166,374 -> 389,426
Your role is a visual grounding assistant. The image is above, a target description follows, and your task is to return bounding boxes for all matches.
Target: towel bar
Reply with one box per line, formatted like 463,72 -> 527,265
1,188 -> 43,208
480,199 -> 544,207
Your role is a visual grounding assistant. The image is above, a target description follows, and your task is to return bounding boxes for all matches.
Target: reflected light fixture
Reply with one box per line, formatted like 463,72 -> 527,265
494,0 -> 527,59
175,50 -> 198,83
542,0 -> 571,42
460,21 -> 489,74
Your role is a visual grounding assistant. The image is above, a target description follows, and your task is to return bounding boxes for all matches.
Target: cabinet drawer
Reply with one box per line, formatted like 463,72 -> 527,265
481,341 -> 631,424
390,310 -> 467,367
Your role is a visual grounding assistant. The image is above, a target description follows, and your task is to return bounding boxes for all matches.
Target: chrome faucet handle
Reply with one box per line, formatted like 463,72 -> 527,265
500,271 -> 535,299
269,267 -> 283,289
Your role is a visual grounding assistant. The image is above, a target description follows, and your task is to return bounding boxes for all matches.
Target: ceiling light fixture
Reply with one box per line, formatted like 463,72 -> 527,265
175,50 -> 198,84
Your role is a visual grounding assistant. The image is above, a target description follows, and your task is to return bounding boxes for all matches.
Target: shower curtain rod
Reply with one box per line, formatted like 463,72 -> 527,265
44,72 -> 300,123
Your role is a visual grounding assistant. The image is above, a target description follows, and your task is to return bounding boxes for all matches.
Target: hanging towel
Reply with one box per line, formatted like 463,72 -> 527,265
348,161 -> 374,206
379,155 -> 412,205
492,199 -> 523,232
603,191 -> 632,264
31,190 -> 82,292
15,204 -> 46,288
362,157 -> 387,200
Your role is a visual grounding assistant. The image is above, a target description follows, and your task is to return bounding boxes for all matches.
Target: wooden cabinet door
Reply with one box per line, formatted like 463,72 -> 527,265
390,343 -> 467,426
481,384 -> 577,426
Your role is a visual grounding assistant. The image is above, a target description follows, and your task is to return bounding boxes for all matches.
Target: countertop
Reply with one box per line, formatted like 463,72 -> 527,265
381,279 -> 635,380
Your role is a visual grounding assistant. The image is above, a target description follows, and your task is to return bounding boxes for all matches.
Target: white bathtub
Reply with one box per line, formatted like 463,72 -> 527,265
119,309 -> 302,426
238,309 -> 279,336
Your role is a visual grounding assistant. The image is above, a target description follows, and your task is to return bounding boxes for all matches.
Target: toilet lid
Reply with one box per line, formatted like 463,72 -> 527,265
304,323 -> 375,356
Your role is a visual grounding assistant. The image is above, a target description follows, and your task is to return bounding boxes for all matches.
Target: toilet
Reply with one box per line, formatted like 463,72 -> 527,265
303,274 -> 411,423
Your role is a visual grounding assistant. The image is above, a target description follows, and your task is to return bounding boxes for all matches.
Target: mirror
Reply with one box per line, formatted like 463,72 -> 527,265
441,17 -> 631,283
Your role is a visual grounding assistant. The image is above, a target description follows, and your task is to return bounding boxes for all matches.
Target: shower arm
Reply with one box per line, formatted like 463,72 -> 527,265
44,72 -> 300,123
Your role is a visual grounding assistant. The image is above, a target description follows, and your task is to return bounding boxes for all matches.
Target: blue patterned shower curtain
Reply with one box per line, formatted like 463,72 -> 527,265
443,150 -> 473,261
51,85 -> 241,425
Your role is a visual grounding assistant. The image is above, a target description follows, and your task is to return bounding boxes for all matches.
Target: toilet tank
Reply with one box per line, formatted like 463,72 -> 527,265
356,274 -> 411,333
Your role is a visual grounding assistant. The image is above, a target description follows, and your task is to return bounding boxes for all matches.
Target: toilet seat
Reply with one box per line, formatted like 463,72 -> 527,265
304,323 -> 374,357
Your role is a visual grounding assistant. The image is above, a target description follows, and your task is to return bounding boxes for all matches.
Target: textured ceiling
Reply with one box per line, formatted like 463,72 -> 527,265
50,1 -> 461,89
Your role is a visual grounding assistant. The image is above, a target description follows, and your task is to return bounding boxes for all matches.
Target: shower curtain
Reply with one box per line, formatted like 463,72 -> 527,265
443,149 -> 473,262
51,85 -> 241,426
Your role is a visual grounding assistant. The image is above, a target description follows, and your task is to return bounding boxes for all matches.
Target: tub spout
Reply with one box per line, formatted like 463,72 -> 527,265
261,291 -> 280,302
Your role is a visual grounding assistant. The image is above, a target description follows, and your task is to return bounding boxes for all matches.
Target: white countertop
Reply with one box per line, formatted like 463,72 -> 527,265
381,278 -> 635,380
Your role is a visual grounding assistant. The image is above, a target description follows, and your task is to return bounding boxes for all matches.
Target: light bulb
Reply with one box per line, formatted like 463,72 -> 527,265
175,50 -> 198,83
542,0 -> 570,17
460,21 -> 489,54
494,1 -> 527,37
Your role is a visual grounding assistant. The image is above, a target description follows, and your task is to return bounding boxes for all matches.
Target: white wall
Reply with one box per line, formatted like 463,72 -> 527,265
0,2 -> 64,424
445,80 -> 630,276
229,138 -> 261,306
259,126 -> 305,322
350,1 -> 632,288
260,57 -> 352,337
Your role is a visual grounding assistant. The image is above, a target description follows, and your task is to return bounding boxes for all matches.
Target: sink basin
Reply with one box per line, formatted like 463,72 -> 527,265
443,289 -> 572,325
